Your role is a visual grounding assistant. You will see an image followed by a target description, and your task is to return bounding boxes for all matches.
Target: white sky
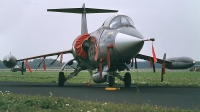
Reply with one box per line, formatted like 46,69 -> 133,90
0,0 -> 200,62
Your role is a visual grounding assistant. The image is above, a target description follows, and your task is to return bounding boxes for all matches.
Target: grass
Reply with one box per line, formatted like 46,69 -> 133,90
0,69 -> 200,112
130,69 -> 200,87
0,69 -> 200,87
0,91 -> 199,112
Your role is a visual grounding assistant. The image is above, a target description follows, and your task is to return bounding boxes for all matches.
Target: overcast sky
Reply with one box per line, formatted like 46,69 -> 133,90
0,0 -> 200,62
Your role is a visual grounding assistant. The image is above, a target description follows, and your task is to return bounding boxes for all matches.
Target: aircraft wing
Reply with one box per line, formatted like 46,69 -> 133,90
17,49 -> 72,61
135,54 -> 171,64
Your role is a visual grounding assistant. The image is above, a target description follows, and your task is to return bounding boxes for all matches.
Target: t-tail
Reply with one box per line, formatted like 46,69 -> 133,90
47,3 -> 118,34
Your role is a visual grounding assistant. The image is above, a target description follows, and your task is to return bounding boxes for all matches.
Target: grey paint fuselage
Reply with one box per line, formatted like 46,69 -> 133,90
73,17 -> 144,71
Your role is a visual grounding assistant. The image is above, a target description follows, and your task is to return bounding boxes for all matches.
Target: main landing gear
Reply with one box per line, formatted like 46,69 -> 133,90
58,72 -> 66,87
58,69 -> 132,87
123,72 -> 131,87
58,67 -> 82,87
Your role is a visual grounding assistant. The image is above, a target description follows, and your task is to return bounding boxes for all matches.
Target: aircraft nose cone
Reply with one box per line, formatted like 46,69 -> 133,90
115,33 -> 144,58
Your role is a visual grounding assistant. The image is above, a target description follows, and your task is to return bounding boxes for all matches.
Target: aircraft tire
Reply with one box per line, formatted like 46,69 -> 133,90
108,76 -> 115,87
124,72 -> 131,87
58,72 -> 65,87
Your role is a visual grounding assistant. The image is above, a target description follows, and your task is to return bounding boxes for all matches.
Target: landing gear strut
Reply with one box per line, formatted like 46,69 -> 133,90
124,72 -> 131,87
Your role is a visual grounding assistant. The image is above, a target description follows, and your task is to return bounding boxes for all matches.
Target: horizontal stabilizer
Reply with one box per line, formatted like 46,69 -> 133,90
47,8 -> 118,14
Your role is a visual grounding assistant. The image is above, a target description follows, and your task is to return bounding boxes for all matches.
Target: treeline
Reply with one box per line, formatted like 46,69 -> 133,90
16,59 -> 71,69
127,61 -> 162,68
19,58 -> 64,69
0,59 -> 199,69
0,59 -> 68,69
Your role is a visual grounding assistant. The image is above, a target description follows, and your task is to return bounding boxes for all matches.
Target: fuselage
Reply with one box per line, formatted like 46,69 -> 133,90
72,15 -> 144,71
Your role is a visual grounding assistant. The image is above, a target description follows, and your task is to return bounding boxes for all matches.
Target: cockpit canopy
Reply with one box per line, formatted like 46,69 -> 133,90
103,15 -> 135,28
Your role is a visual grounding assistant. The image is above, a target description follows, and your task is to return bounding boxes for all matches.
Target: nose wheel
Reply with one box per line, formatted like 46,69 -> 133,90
123,72 -> 131,87
108,75 -> 115,87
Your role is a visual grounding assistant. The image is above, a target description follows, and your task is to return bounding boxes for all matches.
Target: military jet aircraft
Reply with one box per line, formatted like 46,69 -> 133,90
3,4 -> 196,87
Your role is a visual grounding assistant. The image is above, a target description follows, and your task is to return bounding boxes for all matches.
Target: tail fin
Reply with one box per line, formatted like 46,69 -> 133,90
47,3 -> 118,34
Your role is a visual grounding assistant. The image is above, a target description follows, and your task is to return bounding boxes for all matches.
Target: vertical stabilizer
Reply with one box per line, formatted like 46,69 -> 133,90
81,4 -> 88,34
47,4 -> 118,34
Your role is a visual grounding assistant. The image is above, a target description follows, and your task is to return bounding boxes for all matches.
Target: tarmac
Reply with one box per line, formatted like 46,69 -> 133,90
0,81 -> 200,109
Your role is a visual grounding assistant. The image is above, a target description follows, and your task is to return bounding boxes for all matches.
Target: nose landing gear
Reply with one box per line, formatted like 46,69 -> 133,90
123,72 -> 131,87
108,75 -> 115,87
107,72 -> 132,87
